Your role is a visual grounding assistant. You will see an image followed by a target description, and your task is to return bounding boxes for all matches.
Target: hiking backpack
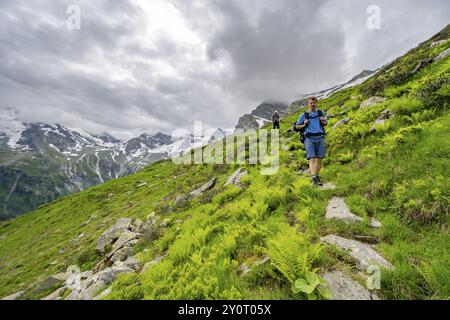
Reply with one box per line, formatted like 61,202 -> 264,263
294,110 -> 326,144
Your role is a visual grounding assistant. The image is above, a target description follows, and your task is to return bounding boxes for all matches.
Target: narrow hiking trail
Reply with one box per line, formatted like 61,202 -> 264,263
282,135 -> 392,300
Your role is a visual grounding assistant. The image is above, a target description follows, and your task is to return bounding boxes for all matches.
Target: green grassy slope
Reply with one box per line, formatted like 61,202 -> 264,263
0,25 -> 449,300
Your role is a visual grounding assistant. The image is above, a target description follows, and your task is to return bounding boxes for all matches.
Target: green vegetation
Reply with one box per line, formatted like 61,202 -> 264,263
0,25 -> 449,300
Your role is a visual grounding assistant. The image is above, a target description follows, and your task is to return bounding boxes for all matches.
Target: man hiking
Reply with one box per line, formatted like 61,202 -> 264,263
295,97 -> 328,186
272,111 -> 280,130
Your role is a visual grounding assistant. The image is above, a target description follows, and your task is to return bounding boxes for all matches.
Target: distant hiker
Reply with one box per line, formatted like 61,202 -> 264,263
272,111 -> 280,130
295,97 -> 328,186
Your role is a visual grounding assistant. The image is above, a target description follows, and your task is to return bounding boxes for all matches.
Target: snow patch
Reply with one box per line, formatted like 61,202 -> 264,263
48,144 -> 61,153
253,116 -> 271,128
0,108 -> 27,149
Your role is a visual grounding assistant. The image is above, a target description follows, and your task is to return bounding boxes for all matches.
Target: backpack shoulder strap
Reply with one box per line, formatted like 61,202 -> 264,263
304,111 -> 310,120
318,110 -> 326,135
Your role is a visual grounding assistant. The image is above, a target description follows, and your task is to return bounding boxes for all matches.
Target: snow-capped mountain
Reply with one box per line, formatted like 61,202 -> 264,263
305,70 -> 376,101
0,108 -> 230,219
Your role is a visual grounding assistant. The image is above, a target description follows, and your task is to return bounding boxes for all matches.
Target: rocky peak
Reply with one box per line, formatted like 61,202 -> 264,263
251,102 -> 288,119
235,102 -> 288,132
137,132 -> 172,148
93,133 -> 121,145
207,128 -> 227,143
17,123 -> 102,152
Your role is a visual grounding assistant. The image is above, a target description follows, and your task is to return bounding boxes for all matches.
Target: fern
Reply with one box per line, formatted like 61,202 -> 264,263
267,228 -> 323,284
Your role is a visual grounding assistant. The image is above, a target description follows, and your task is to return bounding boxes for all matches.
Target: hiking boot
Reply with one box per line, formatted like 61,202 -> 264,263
311,176 -> 320,186
316,176 -> 324,186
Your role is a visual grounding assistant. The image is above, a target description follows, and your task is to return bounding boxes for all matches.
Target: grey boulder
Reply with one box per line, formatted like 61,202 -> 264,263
322,271 -> 380,300
360,97 -> 387,110
1,291 -> 25,300
65,266 -> 133,300
108,230 -> 139,257
430,40 -> 447,48
372,110 -> 394,128
333,117 -> 351,129
36,273 -> 69,292
114,257 -> 142,272
321,235 -> 393,271
174,194 -> 189,206
325,197 -> 363,225
110,246 -> 134,263
96,218 -> 133,253
319,182 -> 337,191
190,177 -> 217,197
224,168 -> 248,188
434,48 -> 450,62
369,217 -> 382,228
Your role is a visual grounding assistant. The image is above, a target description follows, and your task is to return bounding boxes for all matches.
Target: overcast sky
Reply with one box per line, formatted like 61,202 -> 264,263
0,0 -> 449,139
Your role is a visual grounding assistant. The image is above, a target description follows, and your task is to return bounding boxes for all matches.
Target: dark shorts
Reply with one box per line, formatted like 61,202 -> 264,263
305,136 -> 326,160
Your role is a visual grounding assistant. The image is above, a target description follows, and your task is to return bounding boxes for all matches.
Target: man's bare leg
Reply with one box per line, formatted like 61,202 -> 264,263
310,158 -> 319,185
309,159 -> 316,175
316,159 -> 324,185
310,158 -> 323,186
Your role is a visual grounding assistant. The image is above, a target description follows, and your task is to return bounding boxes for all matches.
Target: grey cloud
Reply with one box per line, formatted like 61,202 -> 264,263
0,0 -> 449,139
178,0 -> 350,102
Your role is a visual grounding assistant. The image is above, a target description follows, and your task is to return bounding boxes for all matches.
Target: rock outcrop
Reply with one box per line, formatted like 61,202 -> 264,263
319,182 -> 337,191
430,40 -> 447,48
1,291 -> 25,300
36,272 -> 70,292
322,271 -> 379,300
238,255 -> 270,277
96,218 -> 134,253
325,197 -> 382,228
369,217 -> 382,228
434,47 -> 450,62
190,177 -> 217,197
325,197 -> 363,224
360,97 -> 387,110
174,194 -> 188,206
333,117 -> 351,129
224,168 -> 248,188
372,110 -> 394,131
40,215 -> 159,300
320,235 -> 393,271
65,264 -> 135,300
94,215 -> 158,272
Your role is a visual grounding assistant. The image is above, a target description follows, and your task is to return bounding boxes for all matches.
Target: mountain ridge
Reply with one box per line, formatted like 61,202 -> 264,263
0,111 -> 232,219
